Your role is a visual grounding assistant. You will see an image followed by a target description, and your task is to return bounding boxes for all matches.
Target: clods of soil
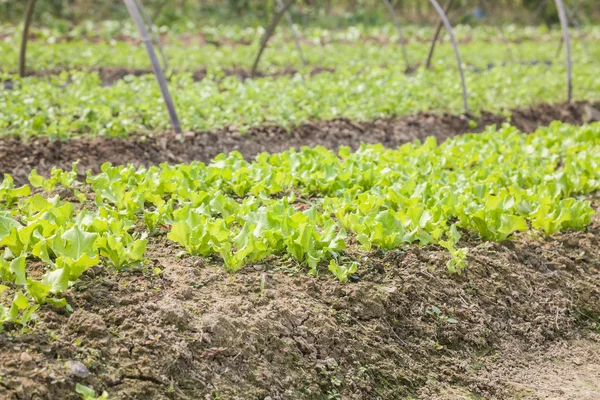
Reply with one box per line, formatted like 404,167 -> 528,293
1,101 -> 598,186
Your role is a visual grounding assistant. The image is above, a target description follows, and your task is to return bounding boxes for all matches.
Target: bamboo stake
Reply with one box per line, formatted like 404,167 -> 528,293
251,0 -> 295,78
276,0 -> 306,66
123,0 -> 182,133
19,0 -> 38,77
381,0 -> 410,69
425,0 -> 454,69
428,0 -> 469,114
554,0 -> 572,102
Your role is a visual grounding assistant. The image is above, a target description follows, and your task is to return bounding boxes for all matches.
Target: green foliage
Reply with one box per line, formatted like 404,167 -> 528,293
76,383 -> 110,400
0,175 -> 31,208
1,1 -> 598,28
29,163 -> 78,193
438,225 -> 467,274
0,121 -> 599,331
167,206 -> 228,256
328,259 -> 358,283
0,24 -> 598,138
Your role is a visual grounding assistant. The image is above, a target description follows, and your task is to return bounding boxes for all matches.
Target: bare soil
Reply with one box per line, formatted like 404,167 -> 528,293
483,338 -> 600,400
1,101 -> 597,186
0,201 -> 599,400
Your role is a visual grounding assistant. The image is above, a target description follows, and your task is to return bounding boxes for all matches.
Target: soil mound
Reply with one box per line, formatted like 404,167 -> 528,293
0,208 -> 599,399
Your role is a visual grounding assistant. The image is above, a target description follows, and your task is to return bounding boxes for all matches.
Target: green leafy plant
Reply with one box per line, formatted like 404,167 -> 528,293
29,163 -> 79,193
328,259 -> 358,282
426,305 -> 458,324
76,384 -> 110,400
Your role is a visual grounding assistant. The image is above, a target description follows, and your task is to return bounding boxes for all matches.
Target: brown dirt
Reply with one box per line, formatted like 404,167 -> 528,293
1,101 -> 597,186
0,199 -> 599,399
482,337 -> 600,400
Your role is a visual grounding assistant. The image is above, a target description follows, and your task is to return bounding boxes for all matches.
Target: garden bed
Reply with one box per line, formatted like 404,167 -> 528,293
1,101 -> 596,186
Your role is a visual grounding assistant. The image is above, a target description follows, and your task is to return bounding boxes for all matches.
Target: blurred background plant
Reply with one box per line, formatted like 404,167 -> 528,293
1,0 -> 598,29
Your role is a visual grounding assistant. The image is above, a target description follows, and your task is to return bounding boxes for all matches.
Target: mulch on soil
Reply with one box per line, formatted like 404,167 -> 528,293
1,101 -> 598,186
0,202 -> 598,399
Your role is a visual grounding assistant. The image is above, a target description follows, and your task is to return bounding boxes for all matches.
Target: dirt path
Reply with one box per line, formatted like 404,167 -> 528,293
1,101 -> 598,186
431,341 -> 600,400
502,339 -> 600,400
434,337 -> 600,400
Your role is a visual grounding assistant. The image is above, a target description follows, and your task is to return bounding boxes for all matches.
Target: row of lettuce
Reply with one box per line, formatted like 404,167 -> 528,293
1,121 -> 598,328
2,60 -> 599,138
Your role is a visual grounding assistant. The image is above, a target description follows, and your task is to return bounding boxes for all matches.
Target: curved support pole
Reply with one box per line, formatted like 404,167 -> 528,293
425,0 -> 454,69
554,0 -> 572,102
428,0 -> 468,114
251,0 -> 295,78
276,0 -> 306,66
123,0 -> 182,133
380,0 -> 410,69
19,0 -> 38,77
134,0 -> 169,71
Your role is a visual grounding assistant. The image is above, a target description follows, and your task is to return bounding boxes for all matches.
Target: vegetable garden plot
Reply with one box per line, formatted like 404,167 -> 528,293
1,10 -> 600,397
3,65 -> 335,86
1,121 -> 600,327
0,21 -> 594,47
1,22 -> 597,140
1,223 -> 599,399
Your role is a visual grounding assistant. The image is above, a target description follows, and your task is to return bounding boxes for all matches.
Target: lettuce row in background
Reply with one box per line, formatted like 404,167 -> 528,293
1,58 -> 599,138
